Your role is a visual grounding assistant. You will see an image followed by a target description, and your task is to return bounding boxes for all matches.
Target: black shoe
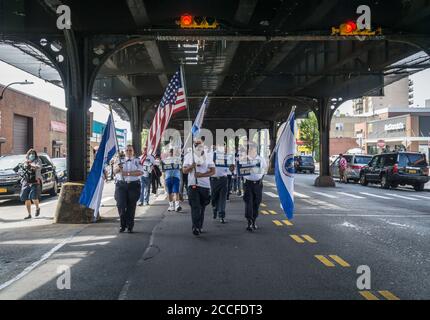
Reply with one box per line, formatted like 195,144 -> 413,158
138,203 -> 143,207
119,228 -> 125,233
128,228 -> 133,233
220,218 -> 225,224
176,206 -> 182,212
246,220 -> 253,232
35,208 -> 40,217
192,228 -> 200,236
24,215 -> 32,220
252,222 -> 258,230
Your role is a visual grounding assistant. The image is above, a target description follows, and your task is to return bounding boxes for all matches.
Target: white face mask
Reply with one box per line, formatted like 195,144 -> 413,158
29,154 -> 36,161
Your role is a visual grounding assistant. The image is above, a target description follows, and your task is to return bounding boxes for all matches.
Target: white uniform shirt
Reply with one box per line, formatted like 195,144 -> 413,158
183,151 -> 215,189
243,155 -> 267,181
115,157 -> 143,182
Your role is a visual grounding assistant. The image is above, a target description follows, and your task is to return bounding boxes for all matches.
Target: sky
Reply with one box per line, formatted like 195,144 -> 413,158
1,56 -> 430,131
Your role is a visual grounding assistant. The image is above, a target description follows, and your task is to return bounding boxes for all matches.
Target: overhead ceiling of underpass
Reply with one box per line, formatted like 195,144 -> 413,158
0,0 -> 429,129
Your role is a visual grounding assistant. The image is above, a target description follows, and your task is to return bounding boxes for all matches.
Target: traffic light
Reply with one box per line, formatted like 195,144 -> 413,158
177,14 -> 219,29
340,21 -> 357,34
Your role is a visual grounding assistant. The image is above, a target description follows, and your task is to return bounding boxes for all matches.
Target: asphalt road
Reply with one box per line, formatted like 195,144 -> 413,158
0,175 -> 429,300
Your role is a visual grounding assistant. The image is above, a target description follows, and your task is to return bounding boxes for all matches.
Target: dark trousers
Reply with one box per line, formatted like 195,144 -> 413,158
188,186 -> 211,230
243,179 -> 263,222
210,176 -> 228,218
115,181 -> 141,230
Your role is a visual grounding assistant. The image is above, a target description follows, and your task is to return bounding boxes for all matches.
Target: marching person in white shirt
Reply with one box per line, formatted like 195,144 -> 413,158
182,139 -> 215,236
241,142 -> 267,231
114,145 -> 143,233
210,143 -> 230,223
139,146 -> 155,206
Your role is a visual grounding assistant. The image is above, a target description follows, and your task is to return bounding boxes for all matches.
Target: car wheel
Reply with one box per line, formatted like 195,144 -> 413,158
360,174 -> 368,186
414,183 -> 425,192
380,175 -> 390,189
49,181 -> 58,197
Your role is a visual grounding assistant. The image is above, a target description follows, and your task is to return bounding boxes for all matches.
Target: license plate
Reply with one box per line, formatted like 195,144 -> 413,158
408,170 -> 417,174
0,188 -> 7,193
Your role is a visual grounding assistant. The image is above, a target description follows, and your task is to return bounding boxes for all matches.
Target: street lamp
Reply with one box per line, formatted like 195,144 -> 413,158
0,80 -> 34,101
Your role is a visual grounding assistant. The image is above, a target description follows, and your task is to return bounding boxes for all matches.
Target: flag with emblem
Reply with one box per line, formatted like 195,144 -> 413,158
274,108 -> 296,219
143,69 -> 187,161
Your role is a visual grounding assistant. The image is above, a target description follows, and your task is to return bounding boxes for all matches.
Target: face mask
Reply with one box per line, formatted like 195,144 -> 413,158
29,154 -> 36,161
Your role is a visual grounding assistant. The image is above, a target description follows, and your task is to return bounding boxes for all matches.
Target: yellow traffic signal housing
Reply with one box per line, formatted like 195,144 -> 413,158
177,15 -> 219,29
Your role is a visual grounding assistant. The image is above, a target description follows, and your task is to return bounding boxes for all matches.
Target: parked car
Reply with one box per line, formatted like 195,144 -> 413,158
359,152 -> 429,191
331,154 -> 373,183
52,157 -> 67,190
294,155 -> 315,173
0,154 -> 58,199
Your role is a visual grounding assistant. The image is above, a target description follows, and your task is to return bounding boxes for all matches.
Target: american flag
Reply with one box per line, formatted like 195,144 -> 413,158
142,69 -> 187,161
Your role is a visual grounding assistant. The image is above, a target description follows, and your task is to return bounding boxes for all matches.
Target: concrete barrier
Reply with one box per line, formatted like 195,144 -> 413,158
54,182 -> 95,224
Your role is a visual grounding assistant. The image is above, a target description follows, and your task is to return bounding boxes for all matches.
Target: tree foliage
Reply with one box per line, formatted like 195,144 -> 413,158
299,112 -> 319,160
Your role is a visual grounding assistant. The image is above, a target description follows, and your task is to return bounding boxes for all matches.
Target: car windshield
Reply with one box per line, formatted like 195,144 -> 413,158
0,155 -> 26,170
301,156 -> 313,162
398,153 -> 428,167
52,158 -> 66,170
354,156 -> 372,164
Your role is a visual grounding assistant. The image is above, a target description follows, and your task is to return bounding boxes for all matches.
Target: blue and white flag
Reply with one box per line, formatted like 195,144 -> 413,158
79,114 -> 117,219
275,110 -> 296,219
191,95 -> 209,136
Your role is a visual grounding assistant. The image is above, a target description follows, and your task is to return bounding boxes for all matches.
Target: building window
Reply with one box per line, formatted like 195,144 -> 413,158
335,123 -> 344,131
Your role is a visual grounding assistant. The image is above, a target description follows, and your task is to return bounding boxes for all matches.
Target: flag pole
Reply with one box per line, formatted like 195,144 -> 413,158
269,105 -> 296,164
180,64 -> 198,185
108,104 -> 121,155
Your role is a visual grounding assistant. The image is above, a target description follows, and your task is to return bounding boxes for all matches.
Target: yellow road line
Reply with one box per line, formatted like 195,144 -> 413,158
282,219 -> 293,226
290,235 -> 305,243
269,210 -> 278,215
314,255 -> 335,267
301,235 -> 317,243
378,290 -> 400,300
359,291 -> 379,300
260,203 -> 267,207
260,210 -> 269,215
329,255 -> 351,267
272,220 -> 283,226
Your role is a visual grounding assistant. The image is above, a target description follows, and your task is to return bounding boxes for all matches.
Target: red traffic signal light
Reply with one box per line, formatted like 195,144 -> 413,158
343,21 -> 357,33
181,14 -> 193,27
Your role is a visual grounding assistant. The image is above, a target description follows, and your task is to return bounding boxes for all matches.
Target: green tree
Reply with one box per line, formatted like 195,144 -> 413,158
299,112 -> 319,160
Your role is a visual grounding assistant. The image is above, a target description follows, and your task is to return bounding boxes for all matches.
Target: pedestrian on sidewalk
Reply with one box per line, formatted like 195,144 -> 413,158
151,156 -> 162,195
162,148 -> 182,212
210,144 -> 229,223
14,149 -> 42,220
114,145 -> 143,233
338,154 -> 348,183
183,139 -> 215,236
242,142 -> 267,231
139,147 -> 154,206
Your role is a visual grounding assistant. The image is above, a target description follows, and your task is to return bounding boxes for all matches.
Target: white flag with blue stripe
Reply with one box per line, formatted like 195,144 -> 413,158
191,95 -> 209,136
275,110 -> 296,219
80,114 -> 117,219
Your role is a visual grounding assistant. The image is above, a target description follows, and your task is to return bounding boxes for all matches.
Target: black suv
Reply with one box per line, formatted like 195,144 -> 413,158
359,152 -> 429,191
0,154 -> 58,199
294,155 -> 315,174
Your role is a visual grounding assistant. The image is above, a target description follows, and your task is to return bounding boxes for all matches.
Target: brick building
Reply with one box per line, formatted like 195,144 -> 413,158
0,85 -> 51,156
49,105 -> 67,157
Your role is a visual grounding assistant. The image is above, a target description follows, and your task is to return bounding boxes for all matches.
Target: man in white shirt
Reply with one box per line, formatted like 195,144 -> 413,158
242,142 -> 267,231
210,144 -> 229,223
114,145 -> 143,233
183,139 -> 215,236
139,147 -> 154,206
